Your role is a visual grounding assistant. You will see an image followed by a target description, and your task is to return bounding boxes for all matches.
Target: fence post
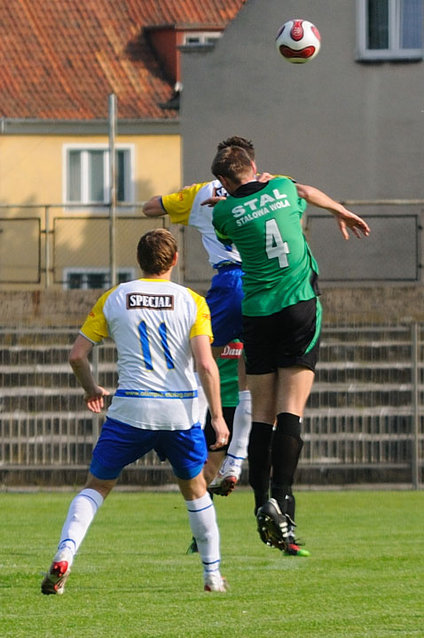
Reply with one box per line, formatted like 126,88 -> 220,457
411,322 -> 420,489
108,93 -> 117,288
91,346 -> 101,443
44,205 -> 50,289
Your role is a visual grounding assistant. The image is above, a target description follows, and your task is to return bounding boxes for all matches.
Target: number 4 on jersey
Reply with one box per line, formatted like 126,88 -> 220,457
265,219 -> 290,268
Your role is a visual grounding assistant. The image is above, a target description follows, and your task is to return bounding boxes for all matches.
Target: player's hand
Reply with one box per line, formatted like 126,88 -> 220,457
83,386 -> 110,413
209,416 -> 230,450
257,171 -> 273,183
336,210 -> 371,240
201,196 -> 226,207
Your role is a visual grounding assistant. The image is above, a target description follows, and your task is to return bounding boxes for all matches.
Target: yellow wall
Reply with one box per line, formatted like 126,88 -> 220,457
0,134 -> 181,205
0,133 -> 182,290
136,135 -> 182,199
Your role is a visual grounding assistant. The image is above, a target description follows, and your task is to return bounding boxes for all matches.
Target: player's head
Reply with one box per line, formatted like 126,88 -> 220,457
217,136 -> 255,161
137,228 -> 178,275
211,145 -> 256,191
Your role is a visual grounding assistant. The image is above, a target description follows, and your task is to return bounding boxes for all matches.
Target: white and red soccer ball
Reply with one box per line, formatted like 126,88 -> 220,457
276,19 -> 321,64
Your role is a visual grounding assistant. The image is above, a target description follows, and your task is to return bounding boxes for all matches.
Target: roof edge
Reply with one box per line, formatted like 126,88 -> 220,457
0,118 -> 180,136
144,23 -> 224,31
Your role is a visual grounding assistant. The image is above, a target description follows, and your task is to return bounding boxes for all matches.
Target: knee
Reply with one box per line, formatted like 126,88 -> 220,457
276,413 -> 303,444
84,474 -> 115,500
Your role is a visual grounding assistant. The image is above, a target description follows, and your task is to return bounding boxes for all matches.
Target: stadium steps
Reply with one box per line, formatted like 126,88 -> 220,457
0,325 -> 422,484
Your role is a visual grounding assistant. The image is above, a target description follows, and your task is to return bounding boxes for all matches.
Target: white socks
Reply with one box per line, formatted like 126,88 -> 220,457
227,390 -> 252,461
185,493 -> 221,576
56,488 -> 104,564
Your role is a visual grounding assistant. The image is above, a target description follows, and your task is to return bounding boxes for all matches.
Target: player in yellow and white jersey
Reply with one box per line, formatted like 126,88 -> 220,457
41,229 -> 229,595
81,273 -> 213,431
143,137 -> 256,496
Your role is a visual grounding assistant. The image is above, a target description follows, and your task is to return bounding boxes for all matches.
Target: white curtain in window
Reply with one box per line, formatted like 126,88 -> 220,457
400,0 -> 423,48
367,0 -> 423,50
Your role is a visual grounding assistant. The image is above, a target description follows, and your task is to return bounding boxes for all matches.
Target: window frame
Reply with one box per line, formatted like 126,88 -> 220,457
63,143 -> 135,210
62,266 -> 136,290
356,0 -> 424,61
182,32 -> 221,46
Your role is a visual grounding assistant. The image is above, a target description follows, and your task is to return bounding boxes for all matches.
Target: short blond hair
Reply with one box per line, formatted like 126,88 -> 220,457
217,136 -> 255,160
137,228 -> 177,275
211,145 -> 253,184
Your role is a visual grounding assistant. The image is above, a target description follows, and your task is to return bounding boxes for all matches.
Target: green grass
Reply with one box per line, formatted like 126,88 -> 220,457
1,489 -> 423,637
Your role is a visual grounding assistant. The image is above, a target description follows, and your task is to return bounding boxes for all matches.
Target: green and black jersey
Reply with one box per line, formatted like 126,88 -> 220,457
212,177 -> 319,317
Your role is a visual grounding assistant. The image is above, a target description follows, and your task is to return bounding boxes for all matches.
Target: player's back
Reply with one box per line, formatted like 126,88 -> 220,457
213,177 -> 319,315
100,279 -> 210,430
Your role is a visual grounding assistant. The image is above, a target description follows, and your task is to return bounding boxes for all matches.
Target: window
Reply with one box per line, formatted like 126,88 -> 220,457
182,32 -> 221,46
64,145 -> 134,206
63,268 -> 135,290
357,0 -> 423,60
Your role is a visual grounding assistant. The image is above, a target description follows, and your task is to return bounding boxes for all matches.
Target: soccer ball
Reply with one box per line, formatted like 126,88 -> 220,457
275,19 -> 321,64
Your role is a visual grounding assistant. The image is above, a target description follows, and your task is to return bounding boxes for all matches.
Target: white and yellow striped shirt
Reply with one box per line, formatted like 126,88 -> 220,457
162,180 -> 241,268
80,278 -> 212,430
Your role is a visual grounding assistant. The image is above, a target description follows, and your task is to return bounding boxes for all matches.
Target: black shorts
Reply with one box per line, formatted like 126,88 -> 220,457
243,298 -> 321,375
204,406 -> 236,451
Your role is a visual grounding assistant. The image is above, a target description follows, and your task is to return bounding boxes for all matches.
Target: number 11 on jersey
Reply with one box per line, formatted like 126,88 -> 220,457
138,320 -> 175,370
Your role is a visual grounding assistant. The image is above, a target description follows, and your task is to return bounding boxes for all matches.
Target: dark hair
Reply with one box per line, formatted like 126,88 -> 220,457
217,136 -> 255,160
137,228 -> 177,275
211,146 -> 254,184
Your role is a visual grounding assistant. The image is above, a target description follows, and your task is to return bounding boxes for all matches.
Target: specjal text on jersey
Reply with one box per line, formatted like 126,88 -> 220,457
231,189 -> 290,226
127,293 -> 174,310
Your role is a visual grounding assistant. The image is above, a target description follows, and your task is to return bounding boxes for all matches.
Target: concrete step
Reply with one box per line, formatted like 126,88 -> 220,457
0,378 -> 421,410
0,344 -> 117,366
1,340 -> 418,363
0,365 -> 118,389
0,359 -> 420,387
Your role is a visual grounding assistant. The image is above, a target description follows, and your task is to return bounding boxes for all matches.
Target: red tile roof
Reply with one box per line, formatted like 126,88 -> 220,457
0,0 -> 246,121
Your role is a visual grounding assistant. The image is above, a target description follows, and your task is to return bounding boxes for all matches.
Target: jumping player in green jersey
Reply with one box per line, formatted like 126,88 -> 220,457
211,145 -> 370,554
143,135 -> 361,499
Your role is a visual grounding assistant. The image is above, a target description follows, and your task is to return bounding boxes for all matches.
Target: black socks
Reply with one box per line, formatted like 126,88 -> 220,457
248,421 -> 274,514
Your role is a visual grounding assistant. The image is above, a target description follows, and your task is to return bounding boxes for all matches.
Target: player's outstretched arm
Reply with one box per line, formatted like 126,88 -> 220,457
296,183 -> 371,240
69,334 -> 110,413
142,196 -> 167,217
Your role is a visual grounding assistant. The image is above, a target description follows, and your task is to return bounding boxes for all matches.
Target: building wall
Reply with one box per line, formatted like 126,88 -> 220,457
0,133 -> 181,205
0,131 -> 182,289
2,285 -> 424,328
179,0 -> 424,288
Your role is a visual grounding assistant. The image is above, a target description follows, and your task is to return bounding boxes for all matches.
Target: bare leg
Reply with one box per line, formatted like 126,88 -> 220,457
276,366 -> 315,417
203,450 -> 226,485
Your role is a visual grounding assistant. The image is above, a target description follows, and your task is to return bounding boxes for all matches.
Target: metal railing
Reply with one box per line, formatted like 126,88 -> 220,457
0,203 -> 166,288
1,199 -> 424,287
0,324 -> 423,487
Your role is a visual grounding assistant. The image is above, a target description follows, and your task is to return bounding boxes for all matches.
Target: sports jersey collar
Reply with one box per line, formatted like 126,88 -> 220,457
232,180 -> 268,198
